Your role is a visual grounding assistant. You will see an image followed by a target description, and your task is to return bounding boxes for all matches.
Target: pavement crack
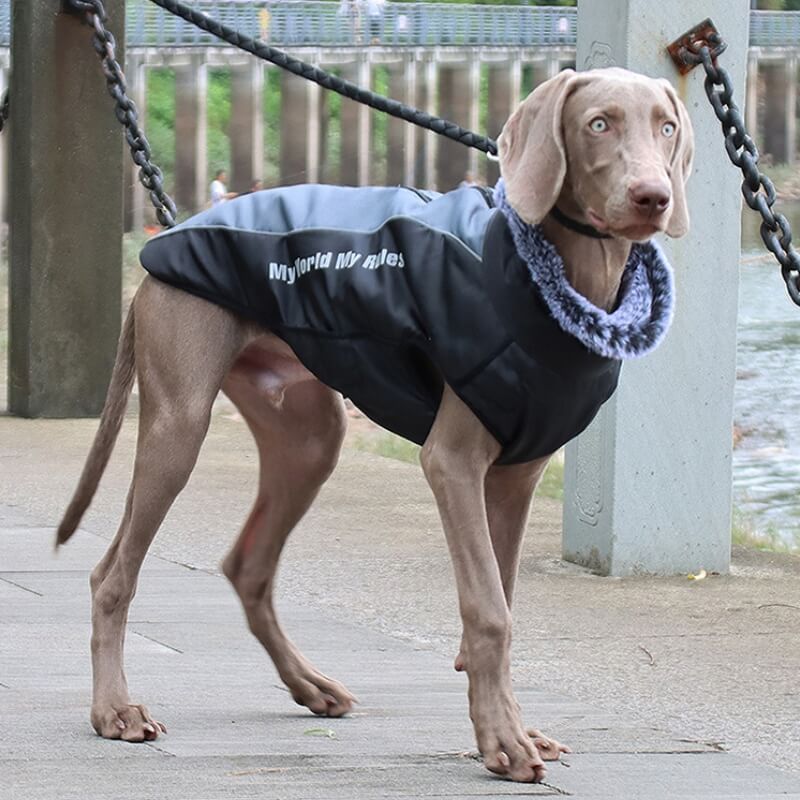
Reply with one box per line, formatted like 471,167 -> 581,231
0,575 -> 43,596
144,741 -> 176,757
538,781 -> 572,795
131,630 -> 184,654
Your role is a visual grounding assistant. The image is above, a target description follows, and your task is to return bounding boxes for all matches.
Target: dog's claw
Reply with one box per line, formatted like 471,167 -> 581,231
527,728 -> 571,760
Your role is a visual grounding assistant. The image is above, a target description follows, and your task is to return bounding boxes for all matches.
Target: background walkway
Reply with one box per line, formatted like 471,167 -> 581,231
2,409 -> 800,798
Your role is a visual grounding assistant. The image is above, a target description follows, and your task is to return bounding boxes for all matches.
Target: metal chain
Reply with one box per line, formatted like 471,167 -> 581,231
147,0 -> 498,156
681,32 -> 800,306
67,0 -> 177,228
0,90 -> 9,133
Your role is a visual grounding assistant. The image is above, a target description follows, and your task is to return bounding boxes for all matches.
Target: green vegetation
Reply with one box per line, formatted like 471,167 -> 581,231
351,431 -> 565,501
755,0 -> 800,9
731,507 -> 797,553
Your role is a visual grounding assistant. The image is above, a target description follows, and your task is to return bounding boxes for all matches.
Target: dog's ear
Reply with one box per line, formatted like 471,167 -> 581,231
659,79 -> 695,238
497,69 -> 580,224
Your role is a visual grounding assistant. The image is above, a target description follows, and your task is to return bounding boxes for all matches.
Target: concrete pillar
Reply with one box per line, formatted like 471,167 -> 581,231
9,0 -> 124,417
280,71 -> 311,185
786,55 -> 797,167
486,58 -> 521,186
357,54 -> 371,186
745,49 -> 759,147
562,0 -> 749,575
306,79 -> 321,184
175,56 -> 208,215
546,53 -> 561,80
467,56 -> 481,179
0,65 -> 7,229
763,62 -> 787,162
436,63 -> 471,191
423,56 -> 437,189
403,54 -> 418,186
230,61 -> 264,193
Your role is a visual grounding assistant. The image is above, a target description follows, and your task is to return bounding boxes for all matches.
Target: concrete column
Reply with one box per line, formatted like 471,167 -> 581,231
786,55 -> 797,167
9,0 -> 124,417
745,49 -> 759,146
562,0 -> 749,575
230,61 -> 264,193
357,54 -> 371,186
486,58 -> 521,186
436,63 -> 471,191
423,56 -> 437,189
467,56 -> 481,179
403,54 -> 418,186
123,53 -> 147,232
280,71 -> 311,185
0,65 -> 7,229
306,79 -> 321,184
546,53 -> 561,80
175,56 -> 208,215
763,62 -> 787,162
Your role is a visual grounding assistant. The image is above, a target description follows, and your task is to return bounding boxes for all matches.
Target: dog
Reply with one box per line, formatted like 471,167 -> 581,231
57,67 -> 693,783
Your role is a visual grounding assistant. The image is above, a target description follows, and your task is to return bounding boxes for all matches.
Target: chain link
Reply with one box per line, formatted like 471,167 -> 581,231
66,0 -> 177,228
682,34 -> 800,306
0,90 -> 8,134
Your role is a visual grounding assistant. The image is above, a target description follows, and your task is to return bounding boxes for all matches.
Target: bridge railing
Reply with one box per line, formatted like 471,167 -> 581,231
750,10 -> 800,49
125,0 -> 577,49
0,3 -> 796,51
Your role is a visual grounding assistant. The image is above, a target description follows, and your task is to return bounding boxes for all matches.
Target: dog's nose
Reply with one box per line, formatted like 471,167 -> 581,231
629,181 -> 671,217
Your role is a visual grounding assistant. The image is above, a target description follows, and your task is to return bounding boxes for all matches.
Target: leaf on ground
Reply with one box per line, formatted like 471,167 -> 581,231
303,727 -> 337,739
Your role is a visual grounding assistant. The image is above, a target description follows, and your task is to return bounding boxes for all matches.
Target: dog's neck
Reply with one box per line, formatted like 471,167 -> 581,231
539,193 -> 632,312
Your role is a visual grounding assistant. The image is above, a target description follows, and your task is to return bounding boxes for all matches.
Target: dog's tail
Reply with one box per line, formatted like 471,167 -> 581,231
56,304 -> 137,547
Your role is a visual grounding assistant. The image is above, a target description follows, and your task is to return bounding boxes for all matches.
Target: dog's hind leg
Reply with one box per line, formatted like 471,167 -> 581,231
89,278 -> 248,741
221,353 -> 355,717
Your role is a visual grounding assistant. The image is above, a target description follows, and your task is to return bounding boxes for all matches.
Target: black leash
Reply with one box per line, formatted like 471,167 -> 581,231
147,0 -> 499,157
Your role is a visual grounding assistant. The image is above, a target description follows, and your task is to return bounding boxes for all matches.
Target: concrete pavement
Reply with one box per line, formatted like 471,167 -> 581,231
2,409 -> 800,798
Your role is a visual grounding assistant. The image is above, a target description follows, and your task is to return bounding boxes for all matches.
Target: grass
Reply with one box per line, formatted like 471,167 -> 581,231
731,507 -> 797,553
351,431 -> 565,501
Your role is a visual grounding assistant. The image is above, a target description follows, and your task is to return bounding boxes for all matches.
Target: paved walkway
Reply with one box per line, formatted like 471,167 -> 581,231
2,412 -> 800,799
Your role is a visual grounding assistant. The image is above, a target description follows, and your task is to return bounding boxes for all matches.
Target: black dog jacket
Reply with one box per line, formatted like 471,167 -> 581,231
139,182 -> 674,465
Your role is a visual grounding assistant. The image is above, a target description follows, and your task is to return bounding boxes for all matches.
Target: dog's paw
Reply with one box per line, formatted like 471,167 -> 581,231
287,670 -> 357,718
481,734 -> 548,782
91,702 -> 166,742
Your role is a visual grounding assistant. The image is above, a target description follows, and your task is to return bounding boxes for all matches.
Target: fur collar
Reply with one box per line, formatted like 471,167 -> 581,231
493,180 -> 675,361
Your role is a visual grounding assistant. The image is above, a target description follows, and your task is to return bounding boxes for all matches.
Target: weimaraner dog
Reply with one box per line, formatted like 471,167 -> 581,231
57,67 -> 693,782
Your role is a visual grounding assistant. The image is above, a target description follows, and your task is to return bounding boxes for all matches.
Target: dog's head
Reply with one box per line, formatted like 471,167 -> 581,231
497,67 -> 694,241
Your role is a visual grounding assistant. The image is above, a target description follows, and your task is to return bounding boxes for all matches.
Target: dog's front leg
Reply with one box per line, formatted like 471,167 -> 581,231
453,457 -> 548,674
420,385 -> 547,782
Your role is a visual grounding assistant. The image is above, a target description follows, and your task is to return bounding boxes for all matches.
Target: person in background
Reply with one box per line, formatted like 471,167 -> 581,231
365,0 -> 385,43
210,169 -> 237,206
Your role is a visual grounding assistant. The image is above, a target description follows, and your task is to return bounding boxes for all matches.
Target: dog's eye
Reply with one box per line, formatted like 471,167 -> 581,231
662,121 -> 677,137
589,117 -> 608,133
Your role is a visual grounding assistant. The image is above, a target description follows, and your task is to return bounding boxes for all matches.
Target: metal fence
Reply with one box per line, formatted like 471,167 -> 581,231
123,1 -> 577,49
0,3 -> 797,49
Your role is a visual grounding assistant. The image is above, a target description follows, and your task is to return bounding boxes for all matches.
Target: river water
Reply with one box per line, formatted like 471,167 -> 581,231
736,203 -> 800,549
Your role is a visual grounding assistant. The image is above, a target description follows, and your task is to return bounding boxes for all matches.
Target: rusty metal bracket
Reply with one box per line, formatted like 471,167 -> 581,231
667,18 -> 727,74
